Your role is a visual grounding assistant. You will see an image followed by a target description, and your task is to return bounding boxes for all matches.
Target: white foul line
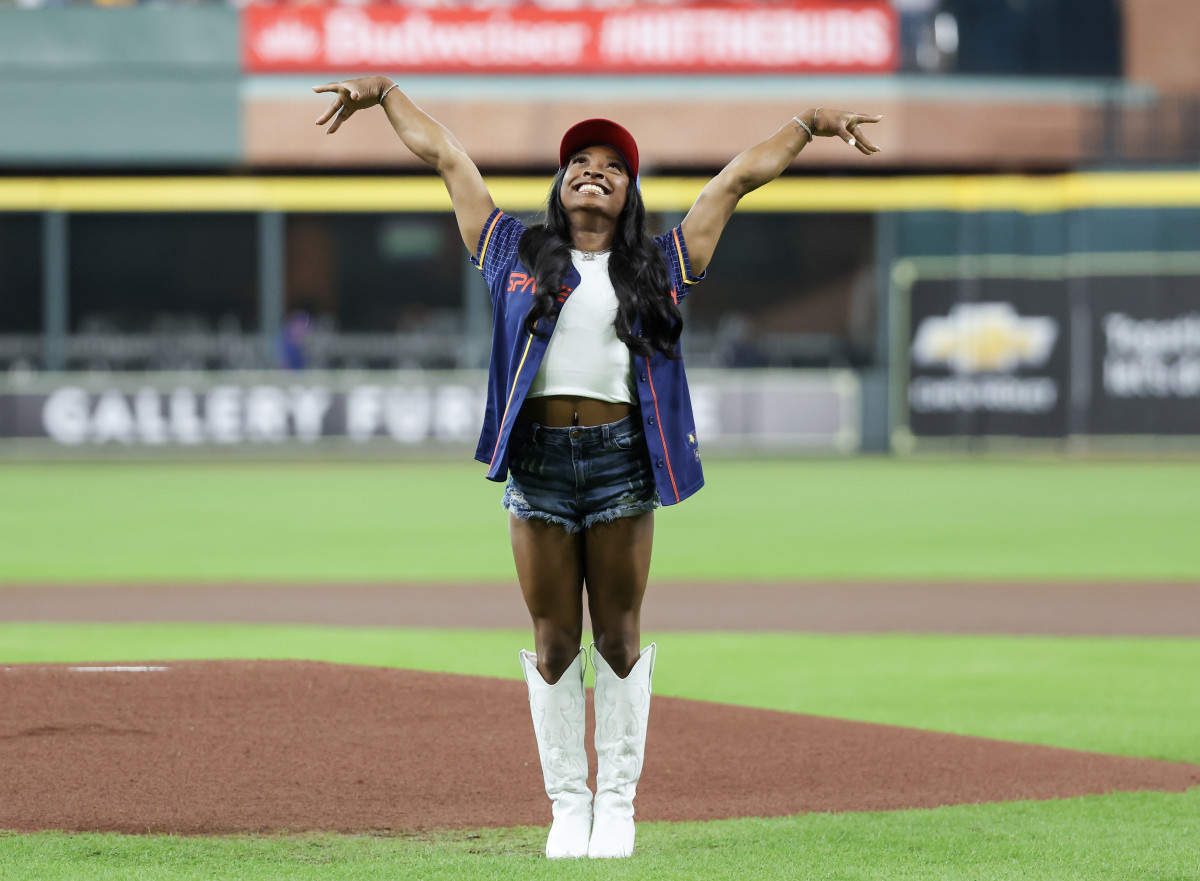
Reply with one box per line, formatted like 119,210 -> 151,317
68,666 -> 169,673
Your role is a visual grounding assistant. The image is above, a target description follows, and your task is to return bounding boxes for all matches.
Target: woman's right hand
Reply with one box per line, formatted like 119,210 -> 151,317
312,76 -> 395,134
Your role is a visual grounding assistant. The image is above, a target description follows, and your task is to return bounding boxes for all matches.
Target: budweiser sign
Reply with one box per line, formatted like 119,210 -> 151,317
243,3 -> 897,74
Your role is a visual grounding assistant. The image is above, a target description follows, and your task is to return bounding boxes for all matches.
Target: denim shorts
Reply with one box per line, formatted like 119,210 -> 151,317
502,414 -> 660,533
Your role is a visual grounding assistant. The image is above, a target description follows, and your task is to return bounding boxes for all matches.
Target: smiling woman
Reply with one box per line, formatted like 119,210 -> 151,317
310,75 -> 881,861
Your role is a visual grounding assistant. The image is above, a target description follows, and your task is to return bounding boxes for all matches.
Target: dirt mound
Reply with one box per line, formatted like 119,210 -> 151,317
1,660 -> 1196,835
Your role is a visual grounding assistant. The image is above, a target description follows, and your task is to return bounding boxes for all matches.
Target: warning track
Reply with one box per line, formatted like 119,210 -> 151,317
3,581 -> 1199,635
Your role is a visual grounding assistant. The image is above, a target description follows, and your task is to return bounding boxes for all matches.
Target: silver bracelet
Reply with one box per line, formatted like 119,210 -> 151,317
793,114 -> 813,142
379,83 -> 399,106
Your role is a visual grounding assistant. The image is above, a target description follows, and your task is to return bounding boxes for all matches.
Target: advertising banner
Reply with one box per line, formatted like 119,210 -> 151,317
242,2 -> 897,75
0,370 -> 859,453
1088,276 -> 1200,435
901,271 -> 1200,441
906,279 -> 1070,438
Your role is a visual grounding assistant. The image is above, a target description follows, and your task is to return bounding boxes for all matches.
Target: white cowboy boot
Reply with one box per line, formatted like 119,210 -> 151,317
519,648 -> 593,859
588,643 -> 655,859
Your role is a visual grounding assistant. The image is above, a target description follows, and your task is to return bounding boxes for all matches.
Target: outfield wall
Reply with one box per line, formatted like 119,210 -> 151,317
0,369 -> 859,456
891,253 -> 1200,450
886,205 -> 1200,450
3,171 -> 1200,455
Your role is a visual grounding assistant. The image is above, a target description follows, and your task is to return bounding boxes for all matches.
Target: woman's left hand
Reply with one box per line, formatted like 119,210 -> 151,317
811,109 -> 883,155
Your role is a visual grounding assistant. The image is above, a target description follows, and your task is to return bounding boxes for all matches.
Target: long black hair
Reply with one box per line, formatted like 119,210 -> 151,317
517,166 -> 683,360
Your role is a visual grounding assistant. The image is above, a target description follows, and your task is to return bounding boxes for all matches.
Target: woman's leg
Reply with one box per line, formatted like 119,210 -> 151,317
583,511 -> 656,859
511,513 -> 593,859
584,512 -> 654,675
510,514 -> 587,684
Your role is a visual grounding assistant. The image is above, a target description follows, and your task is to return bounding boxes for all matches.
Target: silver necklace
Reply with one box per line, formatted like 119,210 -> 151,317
575,248 -> 611,261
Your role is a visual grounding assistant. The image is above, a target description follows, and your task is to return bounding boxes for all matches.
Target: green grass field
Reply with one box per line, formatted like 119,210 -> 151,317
1,458 -> 1197,879
2,458 -> 1199,581
3,790 -> 1198,881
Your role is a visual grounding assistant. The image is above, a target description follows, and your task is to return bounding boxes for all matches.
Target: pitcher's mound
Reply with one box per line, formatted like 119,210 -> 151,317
2,660 -> 1196,835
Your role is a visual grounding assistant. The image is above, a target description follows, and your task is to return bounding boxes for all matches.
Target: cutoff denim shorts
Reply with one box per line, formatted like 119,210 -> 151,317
502,414 -> 660,533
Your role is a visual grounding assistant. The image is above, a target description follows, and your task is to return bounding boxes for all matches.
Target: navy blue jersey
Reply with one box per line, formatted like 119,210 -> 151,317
472,208 -> 706,505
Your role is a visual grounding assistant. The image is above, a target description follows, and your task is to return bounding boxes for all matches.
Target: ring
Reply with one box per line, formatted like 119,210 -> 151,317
326,105 -> 344,133
848,137 -> 856,147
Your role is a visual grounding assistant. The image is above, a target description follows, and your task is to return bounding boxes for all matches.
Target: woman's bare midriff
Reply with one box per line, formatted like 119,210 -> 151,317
518,395 -> 633,427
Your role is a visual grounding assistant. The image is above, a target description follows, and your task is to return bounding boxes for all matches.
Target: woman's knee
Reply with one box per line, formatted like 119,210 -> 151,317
591,628 -> 641,678
532,624 -> 583,684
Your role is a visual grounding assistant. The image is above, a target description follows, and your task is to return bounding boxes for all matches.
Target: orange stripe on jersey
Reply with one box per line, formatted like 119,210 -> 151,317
476,211 -> 504,266
644,359 -> 679,503
490,333 -> 534,468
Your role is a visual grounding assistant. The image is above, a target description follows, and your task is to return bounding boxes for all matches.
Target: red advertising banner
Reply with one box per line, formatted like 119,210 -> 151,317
242,3 -> 897,75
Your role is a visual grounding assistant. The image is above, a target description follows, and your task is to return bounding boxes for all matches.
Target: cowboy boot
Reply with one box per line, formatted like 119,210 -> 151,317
588,643 -> 655,859
519,647 -> 593,858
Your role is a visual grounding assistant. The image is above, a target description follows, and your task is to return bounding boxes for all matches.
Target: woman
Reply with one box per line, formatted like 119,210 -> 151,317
314,78 -> 881,859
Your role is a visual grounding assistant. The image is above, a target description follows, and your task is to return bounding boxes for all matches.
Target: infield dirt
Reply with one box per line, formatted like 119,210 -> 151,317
3,660 -> 1198,835
3,581 -> 1198,835
4,581 -> 1200,634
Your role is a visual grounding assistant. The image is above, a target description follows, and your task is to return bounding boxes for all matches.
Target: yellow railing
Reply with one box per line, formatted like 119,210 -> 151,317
2,171 -> 1199,213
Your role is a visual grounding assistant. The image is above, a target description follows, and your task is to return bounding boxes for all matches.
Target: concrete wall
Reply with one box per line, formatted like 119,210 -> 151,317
260,77 -> 1125,172
0,5 -> 1185,171
1123,0 -> 1200,92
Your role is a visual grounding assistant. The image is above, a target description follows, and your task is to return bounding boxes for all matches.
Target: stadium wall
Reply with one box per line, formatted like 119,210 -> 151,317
2,172 -> 1198,455
0,369 -> 860,457
0,6 -> 1174,171
0,8 -> 240,166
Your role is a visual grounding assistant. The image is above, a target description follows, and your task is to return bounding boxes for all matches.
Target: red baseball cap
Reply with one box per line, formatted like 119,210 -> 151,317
558,119 -> 639,180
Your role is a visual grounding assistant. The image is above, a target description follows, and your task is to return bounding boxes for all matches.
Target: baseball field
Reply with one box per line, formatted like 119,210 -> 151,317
2,457 -> 1199,880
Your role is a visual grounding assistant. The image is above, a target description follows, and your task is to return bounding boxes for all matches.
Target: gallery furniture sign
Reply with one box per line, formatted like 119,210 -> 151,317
0,370 -> 860,453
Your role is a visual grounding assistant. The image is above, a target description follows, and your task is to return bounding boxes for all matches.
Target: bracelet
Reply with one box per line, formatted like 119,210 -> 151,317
379,83 -> 399,106
793,115 -> 813,142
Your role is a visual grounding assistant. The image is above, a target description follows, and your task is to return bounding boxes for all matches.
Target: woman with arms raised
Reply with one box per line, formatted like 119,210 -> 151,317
313,78 -> 881,859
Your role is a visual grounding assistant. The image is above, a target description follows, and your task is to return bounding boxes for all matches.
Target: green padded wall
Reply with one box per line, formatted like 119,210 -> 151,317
0,8 -> 239,165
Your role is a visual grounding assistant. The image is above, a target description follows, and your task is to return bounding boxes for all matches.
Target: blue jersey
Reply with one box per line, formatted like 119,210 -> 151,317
472,208 -> 706,506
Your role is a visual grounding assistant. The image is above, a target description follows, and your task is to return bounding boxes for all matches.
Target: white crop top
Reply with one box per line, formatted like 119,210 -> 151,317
527,250 -> 635,404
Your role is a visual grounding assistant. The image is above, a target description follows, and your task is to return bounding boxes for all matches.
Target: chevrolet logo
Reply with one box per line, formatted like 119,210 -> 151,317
912,303 -> 1058,374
